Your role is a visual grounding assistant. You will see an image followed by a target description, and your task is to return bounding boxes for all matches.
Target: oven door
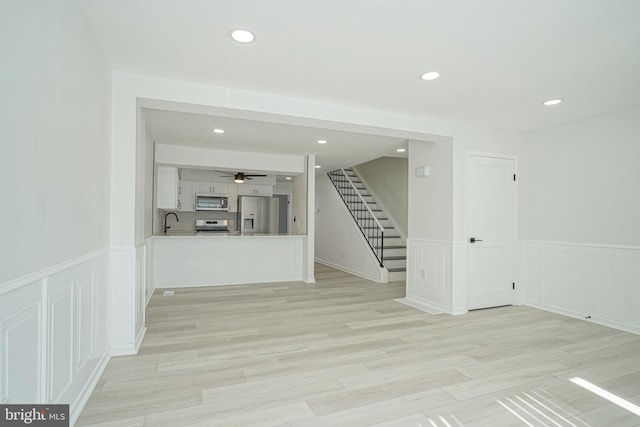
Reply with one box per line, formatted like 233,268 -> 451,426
195,194 -> 228,211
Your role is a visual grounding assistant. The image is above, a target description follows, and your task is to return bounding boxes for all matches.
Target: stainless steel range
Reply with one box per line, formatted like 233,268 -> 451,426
195,219 -> 229,233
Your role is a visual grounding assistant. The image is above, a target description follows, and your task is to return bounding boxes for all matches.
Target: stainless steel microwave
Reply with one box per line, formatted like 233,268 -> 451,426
195,193 -> 228,211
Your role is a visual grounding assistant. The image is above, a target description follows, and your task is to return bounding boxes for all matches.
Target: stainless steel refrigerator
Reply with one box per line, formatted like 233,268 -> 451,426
238,196 -> 280,234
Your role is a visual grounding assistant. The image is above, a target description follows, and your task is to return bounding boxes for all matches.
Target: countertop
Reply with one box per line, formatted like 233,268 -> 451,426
153,231 -> 306,238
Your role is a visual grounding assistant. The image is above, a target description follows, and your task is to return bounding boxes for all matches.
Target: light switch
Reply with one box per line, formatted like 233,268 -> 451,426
416,166 -> 430,177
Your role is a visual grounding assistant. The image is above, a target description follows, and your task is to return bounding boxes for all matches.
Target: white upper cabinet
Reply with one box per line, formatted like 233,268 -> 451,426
157,166 -> 179,209
196,181 -> 212,193
237,184 -> 273,197
196,181 -> 229,195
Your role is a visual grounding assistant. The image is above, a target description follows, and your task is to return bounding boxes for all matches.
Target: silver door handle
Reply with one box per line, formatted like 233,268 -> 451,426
469,237 -> 483,243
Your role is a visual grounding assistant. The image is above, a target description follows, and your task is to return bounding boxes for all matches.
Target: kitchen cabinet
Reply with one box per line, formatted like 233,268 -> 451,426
237,184 -> 273,197
178,180 -> 195,212
157,166 -> 179,209
196,181 -> 229,195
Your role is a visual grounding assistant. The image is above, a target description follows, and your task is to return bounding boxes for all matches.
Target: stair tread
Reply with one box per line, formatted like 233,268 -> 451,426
376,245 -> 406,249
362,226 -> 394,229
383,256 -> 407,260
387,268 -> 407,272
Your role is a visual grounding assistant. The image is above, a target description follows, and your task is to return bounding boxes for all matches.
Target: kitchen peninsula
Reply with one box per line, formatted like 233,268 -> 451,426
152,232 -> 306,288
150,145 -> 315,288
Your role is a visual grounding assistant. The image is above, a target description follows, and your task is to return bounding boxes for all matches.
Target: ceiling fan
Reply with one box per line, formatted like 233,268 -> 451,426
214,171 -> 266,184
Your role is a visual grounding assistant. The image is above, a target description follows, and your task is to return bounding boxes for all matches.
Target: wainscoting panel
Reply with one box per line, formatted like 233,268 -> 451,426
135,244 -> 146,341
109,248 -> 137,355
522,241 -> 640,335
541,245 -> 582,316
47,282 -> 74,403
76,276 -> 94,374
399,239 -> 453,314
145,238 -> 154,306
0,250 -> 111,425
0,280 -> 42,404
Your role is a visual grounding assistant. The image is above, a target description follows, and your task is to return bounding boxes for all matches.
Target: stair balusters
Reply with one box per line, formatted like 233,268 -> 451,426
327,169 -> 385,267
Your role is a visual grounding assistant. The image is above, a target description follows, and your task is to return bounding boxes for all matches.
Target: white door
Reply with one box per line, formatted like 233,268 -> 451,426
467,155 -> 516,310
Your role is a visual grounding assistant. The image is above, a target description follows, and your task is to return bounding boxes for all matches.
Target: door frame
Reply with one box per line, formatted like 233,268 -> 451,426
464,151 -> 520,309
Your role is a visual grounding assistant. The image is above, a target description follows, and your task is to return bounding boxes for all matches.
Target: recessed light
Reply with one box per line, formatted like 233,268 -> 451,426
285,177 -> 292,180
543,98 -> 563,106
396,148 -> 406,153
213,128 -> 225,134
315,165 -> 321,169
317,139 -> 327,144
230,29 -> 255,43
420,71 -> 440,81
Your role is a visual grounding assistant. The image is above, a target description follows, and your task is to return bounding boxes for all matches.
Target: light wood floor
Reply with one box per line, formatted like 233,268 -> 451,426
77,264 -> 640,426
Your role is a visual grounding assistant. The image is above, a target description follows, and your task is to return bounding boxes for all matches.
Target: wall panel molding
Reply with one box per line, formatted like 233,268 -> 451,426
521,240 -> 640,335
402,239 -> 453,314
0,249 -> 109,296
0,251 -> 111,425
0,288 -> 42,404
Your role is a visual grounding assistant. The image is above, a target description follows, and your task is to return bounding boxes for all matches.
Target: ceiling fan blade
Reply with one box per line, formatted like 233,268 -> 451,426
213,170 -> 233,175
245,174 -> 267,177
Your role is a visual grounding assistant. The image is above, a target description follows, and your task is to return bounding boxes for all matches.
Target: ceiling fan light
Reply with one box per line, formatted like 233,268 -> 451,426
234,179 -> 244,183
234,173 -> 245,183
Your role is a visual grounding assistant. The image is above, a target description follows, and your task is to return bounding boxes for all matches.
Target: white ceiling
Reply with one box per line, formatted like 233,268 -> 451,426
81,0 -> 640,170
144,108 -> 408,173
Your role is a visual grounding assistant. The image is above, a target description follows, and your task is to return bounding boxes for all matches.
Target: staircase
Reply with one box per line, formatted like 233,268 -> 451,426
327,168 -> 407,282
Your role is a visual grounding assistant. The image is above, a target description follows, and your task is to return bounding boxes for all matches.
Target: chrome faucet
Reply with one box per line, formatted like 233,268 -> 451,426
164,212 -> 179,233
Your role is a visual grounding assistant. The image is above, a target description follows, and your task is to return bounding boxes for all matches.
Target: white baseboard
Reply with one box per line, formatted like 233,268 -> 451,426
70,352 -> 110,427
451,306 -> 468,316
315,258 -> 383,283
135,326 -> 147,352
395,296 -> 449,315
110,344 -> 137,357
145,288 -> 154,306
110,326 -> 147,357
526,302 -> 640,336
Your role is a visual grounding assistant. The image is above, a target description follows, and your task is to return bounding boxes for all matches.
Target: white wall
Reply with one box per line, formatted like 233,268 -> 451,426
144,125 -> 155,239
519,107 -> 640,334
355,157 -> 408,236
404,126 -> 525,315
291,165 -> 308,236
408,140 -> 453,241
315,175 -> 386,282
0,0 -> 112,423
402,140 -> 455,313
0,0 -> 111,284
520,107 -> 640,246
